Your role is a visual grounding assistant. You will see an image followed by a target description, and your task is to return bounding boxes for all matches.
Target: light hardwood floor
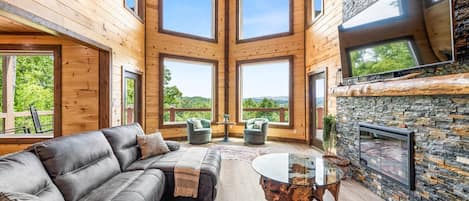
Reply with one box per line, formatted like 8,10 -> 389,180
182,138 -> 384,201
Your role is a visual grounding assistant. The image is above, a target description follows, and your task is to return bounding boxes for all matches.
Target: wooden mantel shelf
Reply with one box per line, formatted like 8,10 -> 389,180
330,73 -> 469,97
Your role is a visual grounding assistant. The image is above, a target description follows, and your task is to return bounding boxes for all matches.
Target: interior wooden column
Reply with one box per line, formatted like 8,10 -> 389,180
2,56 -> 16,130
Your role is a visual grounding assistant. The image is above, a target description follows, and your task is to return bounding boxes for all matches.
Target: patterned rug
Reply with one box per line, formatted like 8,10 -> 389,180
211,145 -> 270,162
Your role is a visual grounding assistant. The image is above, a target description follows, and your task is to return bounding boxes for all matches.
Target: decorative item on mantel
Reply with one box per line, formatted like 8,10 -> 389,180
335,68 -> 343,86
322,114 -> 350,179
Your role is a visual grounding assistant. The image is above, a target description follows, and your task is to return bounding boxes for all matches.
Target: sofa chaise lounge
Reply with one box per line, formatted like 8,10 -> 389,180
0,123 -> 221,201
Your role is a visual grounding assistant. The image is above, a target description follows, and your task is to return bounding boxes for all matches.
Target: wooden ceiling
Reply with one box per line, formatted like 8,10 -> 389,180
0,15 -> 43,34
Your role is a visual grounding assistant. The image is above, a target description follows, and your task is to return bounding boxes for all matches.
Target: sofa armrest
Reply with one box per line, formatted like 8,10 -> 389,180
165,140 -> 181,151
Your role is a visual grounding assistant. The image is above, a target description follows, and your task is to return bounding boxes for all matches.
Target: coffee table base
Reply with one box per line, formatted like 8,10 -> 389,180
259,176 -> 340,201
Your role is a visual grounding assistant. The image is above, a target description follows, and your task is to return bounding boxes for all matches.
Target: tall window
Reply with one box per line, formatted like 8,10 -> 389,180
160,0 -> 216,41
125,0 -> 144,20
238,57 -> 292,126
161,55 -> 217,126
238,0 -> 292,41
0,53 -> 55,136
349,39 -> 418,77
122,69 -> 142,126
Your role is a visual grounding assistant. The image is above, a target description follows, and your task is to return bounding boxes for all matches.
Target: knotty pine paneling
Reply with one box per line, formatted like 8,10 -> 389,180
305,0 -> 343,137
145,0 -> 226,138
0,35 -> 100,153
3,0 -> 146,127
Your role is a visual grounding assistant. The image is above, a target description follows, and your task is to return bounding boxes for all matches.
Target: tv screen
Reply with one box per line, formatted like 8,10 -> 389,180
338,0 -> 454,77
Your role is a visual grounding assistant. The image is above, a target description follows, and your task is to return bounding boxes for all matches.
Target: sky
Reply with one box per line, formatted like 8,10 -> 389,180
162,0 -> 292,99
241,60 -> 289,98
165,58 -> 213,98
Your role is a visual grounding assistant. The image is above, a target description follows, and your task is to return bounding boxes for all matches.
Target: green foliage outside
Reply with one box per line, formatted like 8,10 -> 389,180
350,40 -> 417,77
0,56 -> 54,133
163,67 -> 289,123
163,68 -> 212,122
242,98 -> 289,123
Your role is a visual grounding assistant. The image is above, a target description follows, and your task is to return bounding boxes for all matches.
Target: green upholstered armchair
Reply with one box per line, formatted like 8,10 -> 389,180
186,118 -> 212,144
244,118 -> 269,145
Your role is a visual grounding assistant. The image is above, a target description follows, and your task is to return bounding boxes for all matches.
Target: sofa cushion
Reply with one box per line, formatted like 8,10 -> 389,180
0,152 -> 64,201
78,169 -> 165,201
127,149 -> 221,201
165,141 -> 181,151
34,131 -> 121,201
101,123 -> 145,170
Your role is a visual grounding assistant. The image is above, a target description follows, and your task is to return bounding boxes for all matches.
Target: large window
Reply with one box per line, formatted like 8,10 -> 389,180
237,0 -> 292,42
160,0 -> 217,41
349,39 -> 418,77
124,0 -> 144,21
0,51 -> 57,137
160,54 -> 217,127
237,57 -> 292,127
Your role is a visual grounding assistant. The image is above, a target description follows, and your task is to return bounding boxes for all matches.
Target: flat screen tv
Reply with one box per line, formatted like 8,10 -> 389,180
338,0 -> 454,78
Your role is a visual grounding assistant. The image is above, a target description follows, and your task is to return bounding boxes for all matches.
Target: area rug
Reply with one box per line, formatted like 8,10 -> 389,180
211,145 -> 270,162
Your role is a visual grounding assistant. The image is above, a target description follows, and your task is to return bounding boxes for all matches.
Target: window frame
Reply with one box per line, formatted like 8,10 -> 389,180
124,0 -> 145,22
122,66 -> 143,126
236,0 -> 294,43
158,53 -> 219,128
236,55 -> 294,128
0,44 -> 62,143
158,0 -> 219,43
306,0 -> 324,26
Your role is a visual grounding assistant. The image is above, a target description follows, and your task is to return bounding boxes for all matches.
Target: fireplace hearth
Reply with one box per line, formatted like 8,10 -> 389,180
359,123 -> 415,190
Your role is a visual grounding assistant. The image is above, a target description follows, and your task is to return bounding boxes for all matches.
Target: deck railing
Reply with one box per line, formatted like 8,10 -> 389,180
0,110 -> 53,134
162,107 -> 290,122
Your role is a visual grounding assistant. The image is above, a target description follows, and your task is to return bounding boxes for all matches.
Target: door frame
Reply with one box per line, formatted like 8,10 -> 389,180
122,66 -> 143,126
308,67 -> 328,149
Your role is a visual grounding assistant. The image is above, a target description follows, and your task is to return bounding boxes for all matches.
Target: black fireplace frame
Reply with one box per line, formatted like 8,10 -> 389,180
358,122 -> 415,190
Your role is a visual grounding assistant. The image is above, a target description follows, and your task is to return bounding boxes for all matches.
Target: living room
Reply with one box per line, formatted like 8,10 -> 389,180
0,0 -> 467,201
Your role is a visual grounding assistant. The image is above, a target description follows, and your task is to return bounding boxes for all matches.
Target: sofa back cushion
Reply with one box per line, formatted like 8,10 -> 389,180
34,131 -> 121,201
101,123 -> 144,170
0,151 -> 65,201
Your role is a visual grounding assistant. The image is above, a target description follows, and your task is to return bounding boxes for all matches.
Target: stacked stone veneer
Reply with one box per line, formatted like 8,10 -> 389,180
337,1 -> 469,201
336,96 -> 469,201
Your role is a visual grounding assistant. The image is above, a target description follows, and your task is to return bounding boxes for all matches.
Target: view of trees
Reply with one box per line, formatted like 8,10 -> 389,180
350,40 -> 417,77
163,68 -> 212,123
163,67 -> 289,123
0,56 -> 54,133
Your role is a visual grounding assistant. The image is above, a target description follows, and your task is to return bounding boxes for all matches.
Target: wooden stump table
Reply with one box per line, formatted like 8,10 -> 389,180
252,154 -> 343,201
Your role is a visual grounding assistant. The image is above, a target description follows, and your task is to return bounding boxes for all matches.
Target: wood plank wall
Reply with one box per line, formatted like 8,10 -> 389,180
145,0 -> 226,137
0,35 -> 100,155
2,0 -> 146,127
305,0 -> 343,137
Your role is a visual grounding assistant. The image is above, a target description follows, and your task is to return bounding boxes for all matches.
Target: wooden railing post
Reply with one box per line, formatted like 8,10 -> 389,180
169,107 -> 175,122
279,107 -> 285,122
126,107 -> 134,124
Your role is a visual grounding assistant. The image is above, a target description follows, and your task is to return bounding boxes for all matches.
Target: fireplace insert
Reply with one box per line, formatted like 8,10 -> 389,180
359,122 -> 415,190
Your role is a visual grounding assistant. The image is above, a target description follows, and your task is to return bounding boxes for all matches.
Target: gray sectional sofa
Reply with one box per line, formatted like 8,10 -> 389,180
0,123 -> 221,201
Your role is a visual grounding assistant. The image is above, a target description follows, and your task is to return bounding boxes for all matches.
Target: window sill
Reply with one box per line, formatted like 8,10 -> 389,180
0,134 -> 53,144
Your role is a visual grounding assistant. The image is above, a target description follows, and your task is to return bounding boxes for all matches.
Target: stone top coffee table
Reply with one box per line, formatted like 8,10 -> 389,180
252,153 -> 343,201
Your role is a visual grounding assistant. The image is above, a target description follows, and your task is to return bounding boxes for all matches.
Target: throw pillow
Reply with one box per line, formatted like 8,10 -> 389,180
137,132 -> 170,159
0,192 -> 41,201
193,119 -> 203,129
253,121 -> 264,129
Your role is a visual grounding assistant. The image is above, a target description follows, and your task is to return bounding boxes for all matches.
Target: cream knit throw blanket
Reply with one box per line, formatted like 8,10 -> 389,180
174,147 -> 208,198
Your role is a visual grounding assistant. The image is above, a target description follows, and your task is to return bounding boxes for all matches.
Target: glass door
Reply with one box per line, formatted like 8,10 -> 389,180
122,70 -> 142,125
309,72 -> 326,149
